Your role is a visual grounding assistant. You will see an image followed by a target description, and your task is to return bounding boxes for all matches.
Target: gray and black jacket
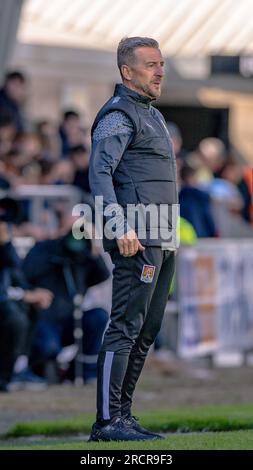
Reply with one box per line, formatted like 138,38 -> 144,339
89,83 -> 178,252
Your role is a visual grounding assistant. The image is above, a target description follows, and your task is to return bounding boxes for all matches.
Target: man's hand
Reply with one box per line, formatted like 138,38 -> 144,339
117,229 -> 145,257
23,288 -> 54,309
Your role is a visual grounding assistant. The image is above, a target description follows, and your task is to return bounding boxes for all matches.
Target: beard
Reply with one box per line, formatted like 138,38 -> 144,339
136,81 -> 161,99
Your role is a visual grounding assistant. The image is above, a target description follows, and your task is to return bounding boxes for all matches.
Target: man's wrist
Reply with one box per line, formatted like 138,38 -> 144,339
115,221 -> 133,239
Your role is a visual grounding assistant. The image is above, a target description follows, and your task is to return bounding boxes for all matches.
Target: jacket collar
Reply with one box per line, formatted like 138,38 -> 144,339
114,83 -> 155,108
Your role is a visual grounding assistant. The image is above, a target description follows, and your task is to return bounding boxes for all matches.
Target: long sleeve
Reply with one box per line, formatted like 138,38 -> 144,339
89,111 -> 134,237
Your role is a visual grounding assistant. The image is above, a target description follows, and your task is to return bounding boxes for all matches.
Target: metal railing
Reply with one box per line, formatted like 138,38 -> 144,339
10,184 -> 82,228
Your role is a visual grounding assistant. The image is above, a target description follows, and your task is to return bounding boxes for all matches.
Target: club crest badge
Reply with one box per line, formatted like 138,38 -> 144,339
140,264 -> 156,283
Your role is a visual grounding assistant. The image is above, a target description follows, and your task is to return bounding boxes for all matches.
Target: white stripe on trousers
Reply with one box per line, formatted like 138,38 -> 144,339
102,351 -> 114,420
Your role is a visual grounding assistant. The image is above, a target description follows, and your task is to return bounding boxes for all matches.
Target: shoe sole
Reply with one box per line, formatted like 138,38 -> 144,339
88,434 -> 161,442
134,429 -> 164,439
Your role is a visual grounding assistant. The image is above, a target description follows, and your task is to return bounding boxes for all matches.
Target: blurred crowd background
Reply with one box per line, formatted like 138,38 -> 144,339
1,68 -> 252,240
1,0 -> 253,392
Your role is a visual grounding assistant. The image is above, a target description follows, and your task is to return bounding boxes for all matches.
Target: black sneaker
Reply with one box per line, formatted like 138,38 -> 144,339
89,417 -> 160,442
122,415 -> 164,440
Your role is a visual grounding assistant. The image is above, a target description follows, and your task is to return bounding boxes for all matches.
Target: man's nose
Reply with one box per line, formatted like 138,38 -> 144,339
156,66 -> 164,77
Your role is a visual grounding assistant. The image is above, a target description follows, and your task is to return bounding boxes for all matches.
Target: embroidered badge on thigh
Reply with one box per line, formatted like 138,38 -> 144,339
140,264 -> 156,283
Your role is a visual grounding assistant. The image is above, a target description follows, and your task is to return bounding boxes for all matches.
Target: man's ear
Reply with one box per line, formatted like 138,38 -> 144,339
121,64 -> 132,81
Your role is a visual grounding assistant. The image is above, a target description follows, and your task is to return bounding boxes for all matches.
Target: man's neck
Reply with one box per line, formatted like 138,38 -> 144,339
121,82 -> 153,100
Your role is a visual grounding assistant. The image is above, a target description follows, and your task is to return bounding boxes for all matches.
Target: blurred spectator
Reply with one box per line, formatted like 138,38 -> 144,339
21,161 -> 42,185
37,160 -> 57,185
198,137 -> 226,177
0,157 -> 11,189
205,177 -> 243,213
166,122 -> 186,187
2,148 -> 29,175
219,157 -> 252,223
36,120 -> 61,161
166,121 -> 187,160
179,163 -> 217,237
15,132 -> 43,162
53,160 -> 75,185
13,222 -> 53,242
242,167 -> 253,224
184,151 -> 213,183
0,71 -> 28,133
23,231 -> 110,383
1,149 -> 39,189
0,114 -> 17,155
32,159 -> 73,186
0,221 -> 53,392
204,176 -> 253,238
70,144 -> 90,193
59,110 -> 86,158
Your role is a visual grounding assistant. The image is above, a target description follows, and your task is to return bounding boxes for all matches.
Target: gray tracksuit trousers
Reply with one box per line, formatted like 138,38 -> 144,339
96,246 -> 175,422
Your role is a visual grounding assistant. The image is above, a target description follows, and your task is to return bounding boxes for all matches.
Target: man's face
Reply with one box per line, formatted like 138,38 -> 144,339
123,47 -> 165,99
6,79 -> 27,104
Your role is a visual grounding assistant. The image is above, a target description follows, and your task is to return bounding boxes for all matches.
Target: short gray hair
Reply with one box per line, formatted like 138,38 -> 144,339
117,37 -> 159,75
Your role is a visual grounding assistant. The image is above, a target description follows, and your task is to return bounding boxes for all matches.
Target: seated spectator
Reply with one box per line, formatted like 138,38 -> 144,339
23,230 -> 110,384
0,221 -> 53,392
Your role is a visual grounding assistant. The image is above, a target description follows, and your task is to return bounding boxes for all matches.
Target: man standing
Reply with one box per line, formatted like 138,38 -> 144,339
88,37 -> 178,441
